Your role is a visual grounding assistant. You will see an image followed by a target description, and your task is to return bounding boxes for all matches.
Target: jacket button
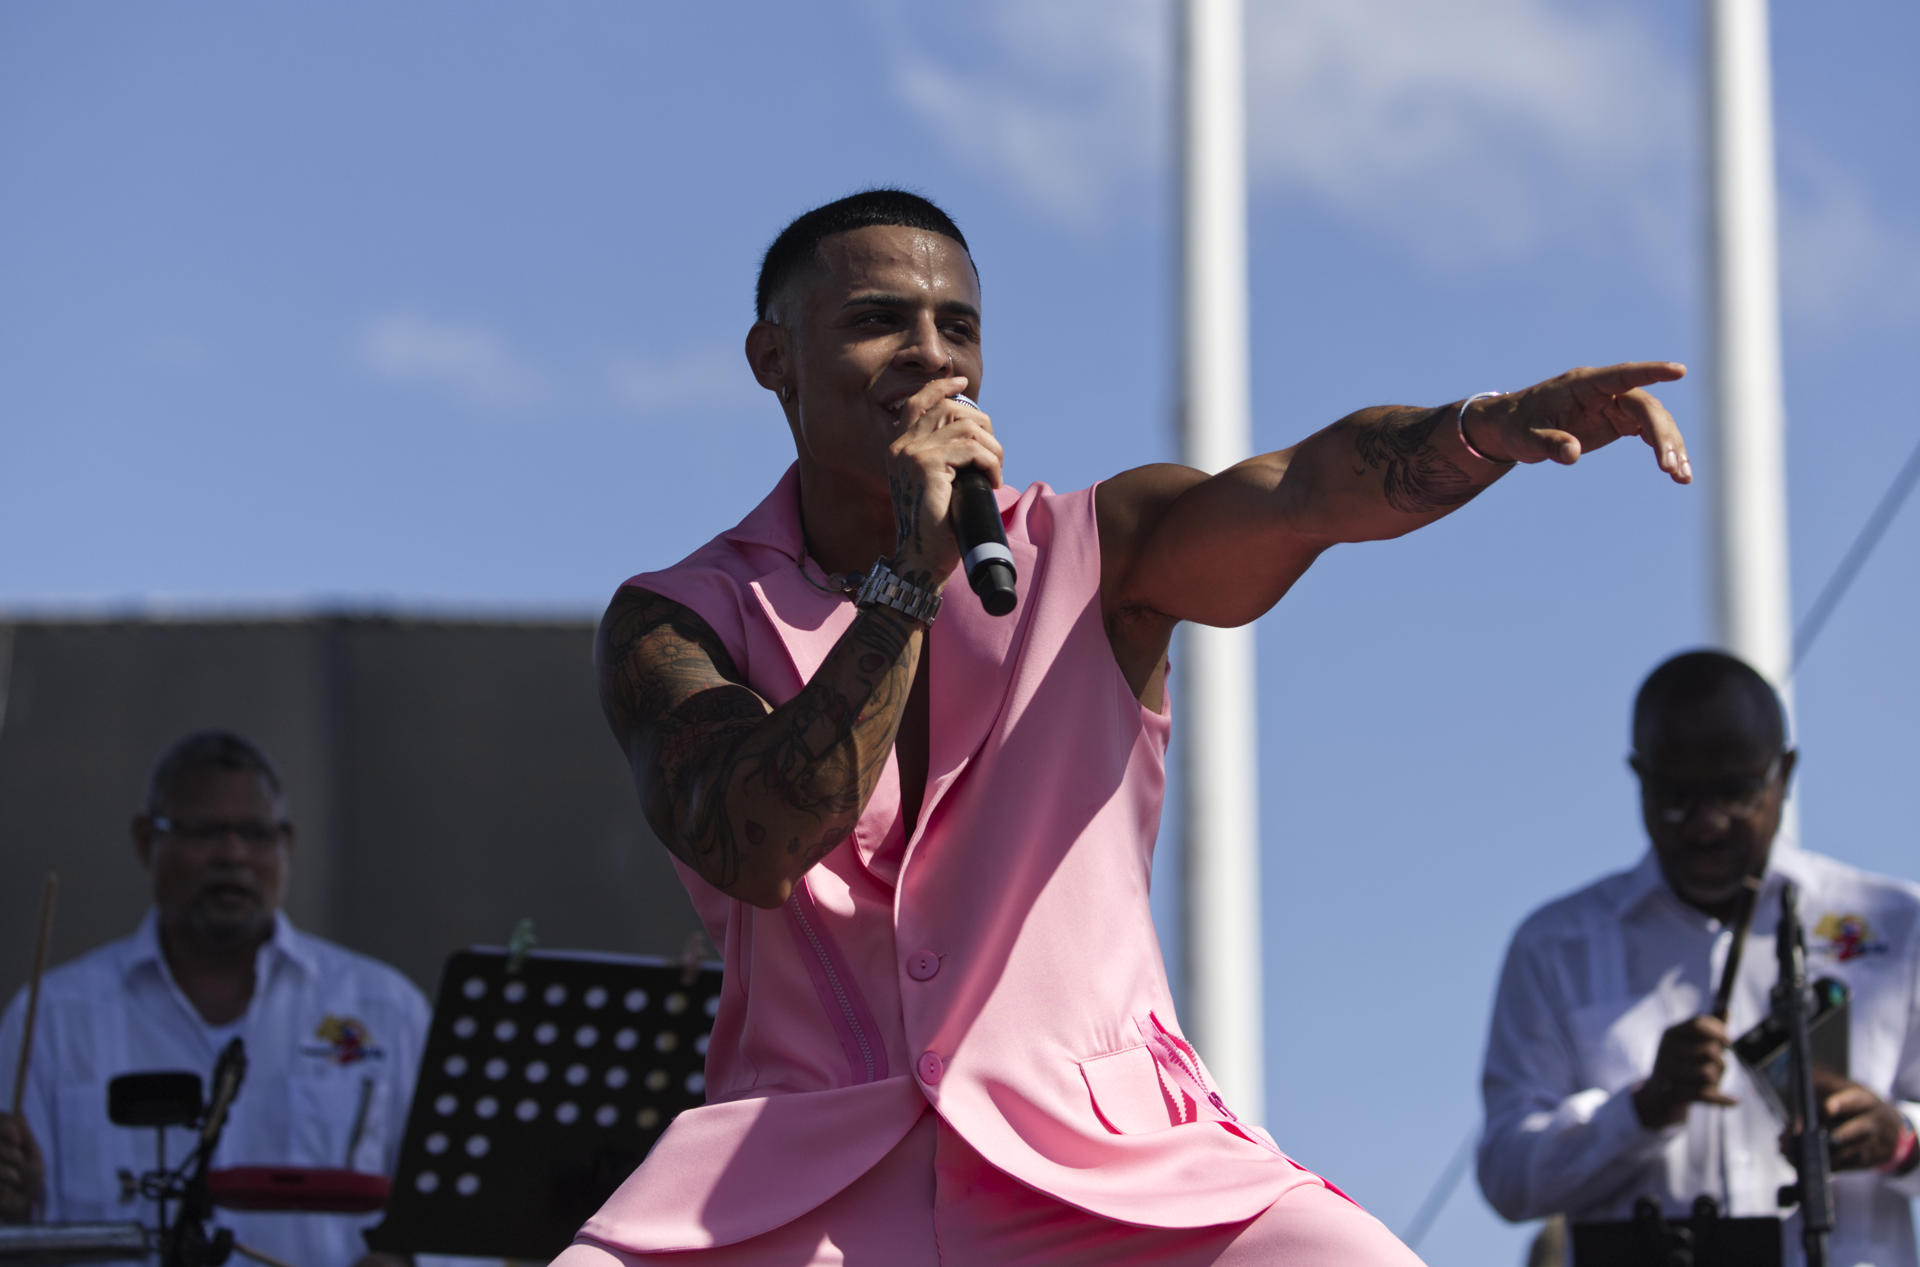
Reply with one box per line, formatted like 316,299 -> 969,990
916,1051 -> 944,1085
907,950 -> 940,981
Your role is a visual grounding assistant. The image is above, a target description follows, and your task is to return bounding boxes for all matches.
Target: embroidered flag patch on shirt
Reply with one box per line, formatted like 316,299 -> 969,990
1814,912 -> 1888,961
308,1014 -> 382,1064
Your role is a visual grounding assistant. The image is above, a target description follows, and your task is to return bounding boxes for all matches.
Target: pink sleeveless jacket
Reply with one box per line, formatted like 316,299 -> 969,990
579,466 -> 1317,1252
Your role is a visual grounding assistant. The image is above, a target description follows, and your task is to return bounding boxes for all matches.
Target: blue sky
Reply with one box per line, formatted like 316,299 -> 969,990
4,2 -> 1917,1261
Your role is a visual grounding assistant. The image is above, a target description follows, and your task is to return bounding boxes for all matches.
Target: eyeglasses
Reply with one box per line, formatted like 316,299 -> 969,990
1634,756 -> 1784,825
151,816 -> 290,848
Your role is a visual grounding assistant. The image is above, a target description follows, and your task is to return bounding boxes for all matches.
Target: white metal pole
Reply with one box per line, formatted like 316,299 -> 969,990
1176,0 -> 1264,1124
1705,0 -> 1795,699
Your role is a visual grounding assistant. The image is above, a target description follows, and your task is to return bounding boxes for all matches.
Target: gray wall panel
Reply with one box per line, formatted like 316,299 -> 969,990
0,617 -> 702,1016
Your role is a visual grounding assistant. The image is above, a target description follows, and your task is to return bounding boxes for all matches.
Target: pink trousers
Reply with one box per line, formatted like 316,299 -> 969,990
553,1110 -> 1428,1266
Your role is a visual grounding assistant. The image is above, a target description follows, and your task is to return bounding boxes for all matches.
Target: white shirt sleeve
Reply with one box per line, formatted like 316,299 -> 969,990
1883,926 -> 1920,1200
1477,927 -> 1679,1221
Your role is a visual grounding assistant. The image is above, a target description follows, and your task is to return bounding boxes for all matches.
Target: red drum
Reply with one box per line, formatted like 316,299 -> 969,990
208,1167 -> 392,1213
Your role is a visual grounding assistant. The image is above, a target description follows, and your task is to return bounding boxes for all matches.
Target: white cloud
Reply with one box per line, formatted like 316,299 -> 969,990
1241,0 -> 1689,264
357,312 -> 545,411
890,0 -> 1171,221
606,346 -> 768,417
885,0 -> 1693,263
1776,144 -> 1920,326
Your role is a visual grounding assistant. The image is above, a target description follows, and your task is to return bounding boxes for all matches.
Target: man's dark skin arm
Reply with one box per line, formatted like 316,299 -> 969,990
596,589 -> 925,910
0,1114 -> 45,1222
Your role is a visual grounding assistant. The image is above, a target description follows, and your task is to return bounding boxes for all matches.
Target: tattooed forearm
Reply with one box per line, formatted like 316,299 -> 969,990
889,472 -> 924,561
1350,406 -> 1482,515
596,584 -> 924,905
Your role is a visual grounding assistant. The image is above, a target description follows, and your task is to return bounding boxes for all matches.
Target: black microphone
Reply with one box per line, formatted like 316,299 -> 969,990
948,395 -> 1017,617
198,1037 -> 247,1154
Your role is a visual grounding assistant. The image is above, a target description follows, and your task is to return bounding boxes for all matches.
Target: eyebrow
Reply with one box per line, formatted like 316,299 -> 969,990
839,292 -> 980,322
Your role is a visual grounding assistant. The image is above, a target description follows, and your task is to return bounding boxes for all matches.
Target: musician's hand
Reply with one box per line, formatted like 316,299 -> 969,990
0,1113 -> 46,1223
1782,1070 -> 1908,1172
1632,1015 -> 1739,1129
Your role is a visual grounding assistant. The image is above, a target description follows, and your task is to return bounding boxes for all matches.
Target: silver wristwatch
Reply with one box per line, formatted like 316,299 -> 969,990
854,558 -> 942,625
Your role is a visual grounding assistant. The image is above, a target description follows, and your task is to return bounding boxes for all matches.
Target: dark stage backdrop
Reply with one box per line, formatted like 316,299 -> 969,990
0,614 -> 705,1011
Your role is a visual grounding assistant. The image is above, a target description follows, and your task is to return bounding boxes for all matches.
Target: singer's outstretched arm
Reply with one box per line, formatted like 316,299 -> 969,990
1096,362 -> 1690,702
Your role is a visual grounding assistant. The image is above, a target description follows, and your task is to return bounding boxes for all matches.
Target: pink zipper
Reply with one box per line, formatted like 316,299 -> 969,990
785,878 -> 887,1084
1135,1011 -> 1280,1154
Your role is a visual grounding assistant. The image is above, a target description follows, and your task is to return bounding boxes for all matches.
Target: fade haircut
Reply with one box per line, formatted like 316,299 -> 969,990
1632,649 -> 1788,756
754,188 -> 971,321
145,729 -> 285,814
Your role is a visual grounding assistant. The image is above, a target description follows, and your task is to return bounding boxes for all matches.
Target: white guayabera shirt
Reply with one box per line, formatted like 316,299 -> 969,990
1479,844 -> 1920,1267
0,909 -> 430,1267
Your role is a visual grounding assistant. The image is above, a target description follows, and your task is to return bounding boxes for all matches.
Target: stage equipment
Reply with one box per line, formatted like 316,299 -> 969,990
1572,1195 -> 1782,1267
364,946 -> 722,1261
1770,880 -> 1835,1267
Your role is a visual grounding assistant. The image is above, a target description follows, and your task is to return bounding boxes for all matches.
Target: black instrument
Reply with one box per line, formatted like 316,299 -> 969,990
101,1039 -> 248,1267
1773,881 -> 1835,1267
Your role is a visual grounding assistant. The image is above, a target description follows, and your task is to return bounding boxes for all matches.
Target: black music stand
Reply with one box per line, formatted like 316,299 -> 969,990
1572,1197 -> 1782,1267
364,947 -> 721,1261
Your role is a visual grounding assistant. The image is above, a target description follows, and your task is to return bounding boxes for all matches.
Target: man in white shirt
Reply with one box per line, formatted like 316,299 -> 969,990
0,729 -> 430,1267
1478,650 -> 1920,1266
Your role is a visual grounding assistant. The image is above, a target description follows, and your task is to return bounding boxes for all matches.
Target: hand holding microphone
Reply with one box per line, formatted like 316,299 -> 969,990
946,395 -> 1017,617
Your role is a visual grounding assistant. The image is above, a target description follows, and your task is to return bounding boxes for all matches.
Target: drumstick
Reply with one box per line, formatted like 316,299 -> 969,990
9,873 -> 57,1117
1710,873 -> 1763,1022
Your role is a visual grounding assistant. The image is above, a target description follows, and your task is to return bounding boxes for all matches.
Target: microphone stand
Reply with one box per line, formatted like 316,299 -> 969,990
164,1037 -> 247,1267
1772,882 -> 1833,1267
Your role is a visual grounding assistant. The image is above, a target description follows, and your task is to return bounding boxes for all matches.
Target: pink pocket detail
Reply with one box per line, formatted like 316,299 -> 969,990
1078,1044 -> 1177,1134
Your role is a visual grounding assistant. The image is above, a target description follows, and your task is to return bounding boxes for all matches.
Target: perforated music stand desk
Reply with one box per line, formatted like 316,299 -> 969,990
365,947 -> 721,1261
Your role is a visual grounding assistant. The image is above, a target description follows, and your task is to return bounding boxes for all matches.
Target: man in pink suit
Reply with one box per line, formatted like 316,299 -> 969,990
562,190 -> 1693,1264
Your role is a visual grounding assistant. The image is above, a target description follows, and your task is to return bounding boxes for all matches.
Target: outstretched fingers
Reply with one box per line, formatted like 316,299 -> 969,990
1619,386 -> 1692,483
1558,361 -> 1691,483
1581,361 -> 1687,394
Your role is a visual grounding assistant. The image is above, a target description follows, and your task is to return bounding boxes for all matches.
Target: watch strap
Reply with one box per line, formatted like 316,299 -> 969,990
854,558 -> 941,625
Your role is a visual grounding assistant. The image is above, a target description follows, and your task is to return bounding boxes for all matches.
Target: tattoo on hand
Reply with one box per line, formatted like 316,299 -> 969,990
1353,406 -> 1481,513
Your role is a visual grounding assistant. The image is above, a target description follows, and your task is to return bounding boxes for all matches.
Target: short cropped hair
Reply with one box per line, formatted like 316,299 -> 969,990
145,729 -> 285,814
1632,649 -> 1788,754
754,189 -> 971,320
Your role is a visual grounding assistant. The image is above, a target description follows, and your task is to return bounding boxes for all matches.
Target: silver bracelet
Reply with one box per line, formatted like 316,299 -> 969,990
1456,391 -> 1512,465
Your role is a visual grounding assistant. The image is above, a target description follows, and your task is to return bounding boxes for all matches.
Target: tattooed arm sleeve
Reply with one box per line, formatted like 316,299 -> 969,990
595,585 -> 923,909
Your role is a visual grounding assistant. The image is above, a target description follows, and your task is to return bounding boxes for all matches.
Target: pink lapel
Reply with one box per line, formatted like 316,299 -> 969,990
909,484 -> 1042,863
